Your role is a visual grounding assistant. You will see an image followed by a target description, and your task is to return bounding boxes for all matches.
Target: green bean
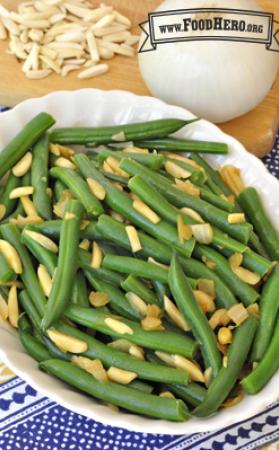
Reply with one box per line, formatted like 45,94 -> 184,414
31,133 -> 52,220
71,270 -> 89,307
58,321 -> 190,385
238,187 -> 279,260
96,214 -> 171,263
49,118 -> 198,145
121,275 -> 160,306
194,315 -> 257,416
194,245 -> 259,306
191,154 -> 231,195
65,305 -> 198,358
1,171 -> 30,224
19,314 -> 52,362
120,159 -> 252,244
54,180 -> 67,201
84,270 -> 142,320
79,249 -> 124,286
0,252 -> 16,283
19,290 -> 42,330
0,173 -> 21,218
21,226 -> 57,275
152,280 -> 170,306
242,316 -> 279,394
40,359 -> 189,421
0,113 -> 55,179
199,186 -> 234,212
41,199 -> 84,330
32,220 -> 102,241
0,224 -> 46,316
50,167 -> 104,217
251,264 -> 279,362
179,257 -> 237,309
74,154 -> 195,257
97,148 -> 165,170
103,255 -> 168,283
249,231 -> 270,259
164,157 -> 207,185
169,253 -> 221,377
135,137 -> 228,154
129,380 -> 154,394
220,247 -> 274,278
42,336 -> 72,361
101,170 -> 129,185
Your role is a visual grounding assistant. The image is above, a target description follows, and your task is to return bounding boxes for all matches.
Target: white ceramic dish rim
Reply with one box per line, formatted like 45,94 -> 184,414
0,88 -> 278,435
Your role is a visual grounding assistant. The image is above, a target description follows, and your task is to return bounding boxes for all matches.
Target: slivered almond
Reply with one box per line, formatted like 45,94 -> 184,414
180,207 -> 204,223
177,214 -> 192,243
106,156 -> 128,177
231,266 -> 261,285
129,344 -> 144,360
20,196 -> 39,217
204,367 -> 212,387
0,204 -> 6,221
51,143 -> 74,158
122,146 -> 148,154
0,21 -> 7,40
175,179 -> 200,197
173,355 -> 205,383
65,211 -> 76,221
107,366 -> 137,384
223,355 -> 228,368
87,178 -> 106,200
222,392 -> 244,408
202,256 -> 216,270
72,356 -> 108,382
91,241 -> 102,269
0,240 -> 22,274
191,223 -> 213,244
108,339 -> 144,360
8,285 -> 19,328
218,327 -> 233,345
125,226 -> 142,253
165,161 -> 191,179
37,264 -> 52,297
12,152 -> 32,177
219,165 -> 245,196
133,200 -> 160,224
54,157 -> 76,169
114,11 -> 131,27
9,186 -> 34,199
61,64 -> 80,76
111,132 -> 126,142
124,35 -> 140,46
141,316 -> 163,331
89,291 -> 109,308
10,215 -> 43,226
125,292 -> 147,316
24,229 -> 58,253
229,253 -> 243,268
155,351 -> 174,366
78,63 -> 108,79
160,391 -> 175,399
194,290 -> 215,313
228,213 -> 246,224
110,210 -> 125,222
228,304 -> 248,326
103,161 -> 114,173
209,309 -> 230,329
99,40 -> 134,57
47,329 -> 88,353
94,24 -> 127,37
146,304 -> 161,318
80,220 -> 90,230
86,30 -> 99,62
79,239 -> 90,251
0,294 -> 8,320
103,31 -> 130,43
163,295 -> 190,331
247,303 -> 260,318
91,13 -> 115,30
147,257 -> 169,270
105,317 -> 133,335
197,279 -> 215,298
25,69 -> 51,79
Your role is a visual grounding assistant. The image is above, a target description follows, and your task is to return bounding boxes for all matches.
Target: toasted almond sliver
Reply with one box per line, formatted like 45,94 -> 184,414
24,230 -> 58,253
122,146 -> 149,154
8,285 -> 19,328
204,367 -> 212,387
194,290 -> 215,313
155,351 -> 174,366
125,292 -> 147,316
129,344 -> 145,360
191,223 -> 213,244
79,238 -> 90,251
12,152 -> 32,177
219,165 -> 245,196
87,178 -> 106,200
108,339 -> 132,352
51,143 -> 74,158
174,355 -> 205,383
146,304 -> 161,318
9,186 -> 34,199
37,264 -> 53,297
209,309 -> 230,330
106,156 -> 128,177
111,131 -> 126,141
72,356 -> 108,382
54,157 -> 76,169
0,240 -> 22,274
91,241 -> 102,269
104,317 -> 134,335
107,366 -> 137,384
228,303 -> 248,326
78,63 -> 108,79
147,257 -> 169,270
20,196 -> 39,217
223,355 -> 228,368
160,391 -> 175,399
175,179 -> 200,197
89,291 -> 109,308
47,329 -> 88,353
10,215 -> 43,226
229,253 -> 243,269
125,225 -> 142,253
65,212 -> 76,221
163,295 -> 190,331
110,210 -> 125,223
247,303 -> 260,318
177,214 -> 192,243
0,204 -> 6,221
218,327 -> 233,345
0,294 -> 8,320
231,266 -> 261,285
180,207 -> 204,223
222,392 -> 244,408
228,213 -> 246,224
141,316 -> 163,331
165,161 -> 191,179
197,279 -> 215,298
80,220 -> 90,230
133,199 -> 160,224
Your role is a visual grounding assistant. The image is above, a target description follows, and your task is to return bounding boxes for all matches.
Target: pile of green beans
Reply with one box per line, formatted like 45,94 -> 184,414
0,112 -> 279,422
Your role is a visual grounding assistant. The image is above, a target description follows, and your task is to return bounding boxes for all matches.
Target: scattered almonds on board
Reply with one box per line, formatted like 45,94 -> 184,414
0,1 -> 139,80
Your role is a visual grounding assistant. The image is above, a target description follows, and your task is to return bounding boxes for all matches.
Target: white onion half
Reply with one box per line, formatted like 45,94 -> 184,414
138,0 -> 279,123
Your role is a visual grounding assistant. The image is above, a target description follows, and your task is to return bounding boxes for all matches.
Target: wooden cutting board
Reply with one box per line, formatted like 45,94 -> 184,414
0,0 -> 278,157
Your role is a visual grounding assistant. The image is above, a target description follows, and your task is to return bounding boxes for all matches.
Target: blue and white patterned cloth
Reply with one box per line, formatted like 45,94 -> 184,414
0,102 -> 278,450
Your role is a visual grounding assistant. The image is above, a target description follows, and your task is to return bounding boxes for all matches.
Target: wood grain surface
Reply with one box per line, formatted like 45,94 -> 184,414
0,0 -> 278,157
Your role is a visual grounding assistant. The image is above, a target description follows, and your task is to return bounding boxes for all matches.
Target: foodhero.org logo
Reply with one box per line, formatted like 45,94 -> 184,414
139,8 -> 279,52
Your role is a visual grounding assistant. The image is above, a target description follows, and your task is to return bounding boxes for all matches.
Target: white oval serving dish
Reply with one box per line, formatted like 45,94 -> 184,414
0,88 -> 278,435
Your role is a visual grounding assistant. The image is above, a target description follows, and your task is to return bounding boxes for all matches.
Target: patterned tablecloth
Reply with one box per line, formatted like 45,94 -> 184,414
0,110 -> 278,450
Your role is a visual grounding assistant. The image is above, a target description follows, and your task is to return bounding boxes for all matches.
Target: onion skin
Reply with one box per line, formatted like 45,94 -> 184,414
138,0 -> 279,123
